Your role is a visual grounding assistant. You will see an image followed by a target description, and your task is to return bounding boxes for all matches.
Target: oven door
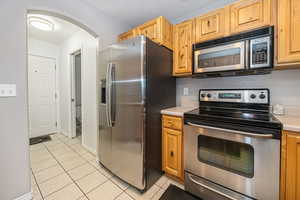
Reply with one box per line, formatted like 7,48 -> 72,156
194,41 -> 246,73
184,122 -> 280,200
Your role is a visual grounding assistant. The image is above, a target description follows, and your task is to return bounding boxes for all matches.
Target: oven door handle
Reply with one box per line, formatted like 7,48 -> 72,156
187,122 -> 274,138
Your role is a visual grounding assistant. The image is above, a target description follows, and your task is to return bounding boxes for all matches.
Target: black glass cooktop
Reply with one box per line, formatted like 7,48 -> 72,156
186,106 -> 280,123
184,106 -> 282,138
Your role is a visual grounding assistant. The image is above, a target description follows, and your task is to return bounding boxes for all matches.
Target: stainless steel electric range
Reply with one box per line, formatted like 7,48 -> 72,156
183,89 -> 282,200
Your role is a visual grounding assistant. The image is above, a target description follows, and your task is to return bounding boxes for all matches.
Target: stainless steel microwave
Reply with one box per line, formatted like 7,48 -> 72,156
193,27 -> 274,76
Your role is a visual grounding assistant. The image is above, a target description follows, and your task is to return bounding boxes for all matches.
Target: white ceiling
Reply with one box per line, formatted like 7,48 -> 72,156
28,14 -> 82,45
82,0 -> 234,27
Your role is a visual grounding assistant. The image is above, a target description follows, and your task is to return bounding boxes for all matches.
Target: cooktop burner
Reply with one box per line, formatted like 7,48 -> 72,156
184,89 -> 283,138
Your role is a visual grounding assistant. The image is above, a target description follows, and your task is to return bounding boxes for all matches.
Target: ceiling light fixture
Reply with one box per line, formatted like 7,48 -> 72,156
28,17 -> 55,31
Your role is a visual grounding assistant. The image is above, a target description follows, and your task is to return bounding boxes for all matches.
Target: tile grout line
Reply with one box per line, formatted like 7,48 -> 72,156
57,134 -> 135,199
32,134 -> 166,200
31,166 -> 45,200
45,134 -> 92,200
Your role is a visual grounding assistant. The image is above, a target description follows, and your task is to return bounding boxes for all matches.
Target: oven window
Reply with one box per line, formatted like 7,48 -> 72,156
198,48 -> 241,68
198,135 -> 254,178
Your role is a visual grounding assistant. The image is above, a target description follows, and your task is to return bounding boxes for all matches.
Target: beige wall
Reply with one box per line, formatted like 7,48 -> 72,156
0,0 -> 130,199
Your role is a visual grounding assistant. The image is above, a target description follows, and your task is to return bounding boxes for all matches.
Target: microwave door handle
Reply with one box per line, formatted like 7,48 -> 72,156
186,122 -> 273,138
245,40 -> 250,69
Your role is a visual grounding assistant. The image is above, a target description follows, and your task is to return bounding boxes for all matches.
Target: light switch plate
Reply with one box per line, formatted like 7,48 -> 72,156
0,84 -> 16,97
183,88 -> 189,96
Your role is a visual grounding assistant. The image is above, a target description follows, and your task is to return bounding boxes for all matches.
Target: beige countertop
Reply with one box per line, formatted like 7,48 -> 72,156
161,106 -> 197,117
275,115 -> 300,132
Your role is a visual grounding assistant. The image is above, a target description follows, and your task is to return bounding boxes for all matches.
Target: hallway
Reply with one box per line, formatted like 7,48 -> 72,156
30,133 -> 182,200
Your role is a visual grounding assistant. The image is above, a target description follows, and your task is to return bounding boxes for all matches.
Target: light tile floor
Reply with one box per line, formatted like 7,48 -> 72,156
30,133 -> 183,200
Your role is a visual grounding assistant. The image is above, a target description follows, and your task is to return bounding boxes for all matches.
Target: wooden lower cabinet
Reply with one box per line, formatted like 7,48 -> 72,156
281,130 -> 300,200
163,128 -> 182,178
162,115 -> 184,180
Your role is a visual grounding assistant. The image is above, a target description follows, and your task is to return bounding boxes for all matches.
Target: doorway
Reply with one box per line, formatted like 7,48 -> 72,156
71,50 -> 82,140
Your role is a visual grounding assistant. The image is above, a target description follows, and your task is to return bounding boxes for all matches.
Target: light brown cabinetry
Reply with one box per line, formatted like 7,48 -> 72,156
118,29 -> 136,42
277,0 -> 300,65
173,20 -> 194,76
195,8 -> 229,42
230,0 -> 272,33
280,130 -> 300,200
162,115 -> 183,180
118,16 -> 173,50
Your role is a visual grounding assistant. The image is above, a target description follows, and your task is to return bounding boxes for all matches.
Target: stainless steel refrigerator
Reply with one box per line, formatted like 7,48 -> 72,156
98,36 -> 176,191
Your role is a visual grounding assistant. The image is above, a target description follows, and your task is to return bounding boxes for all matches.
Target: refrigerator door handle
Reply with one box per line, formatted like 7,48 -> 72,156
106,63 -> 112,127
110,63 -> 116,126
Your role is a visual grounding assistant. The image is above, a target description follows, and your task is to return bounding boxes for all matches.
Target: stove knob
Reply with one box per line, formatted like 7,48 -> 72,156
259,94 -> 266,99
201,93 -> 206,98
250,94 -> 256,99
207,93 -> 211,98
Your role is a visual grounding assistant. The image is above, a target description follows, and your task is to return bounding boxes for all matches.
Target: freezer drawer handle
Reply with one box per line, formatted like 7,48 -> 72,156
186,122 -> 273,138
187,174 -> 253,200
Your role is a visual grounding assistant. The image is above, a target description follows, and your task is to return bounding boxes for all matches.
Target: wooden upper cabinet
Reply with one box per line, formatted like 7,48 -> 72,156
230,0 -> 272,33
118,29 -> 136,42
281,131 -> 300,200
195,8 -> 229,42
136,16 -> 173,50
277,0 -> 300,64
173,20 -> 194,76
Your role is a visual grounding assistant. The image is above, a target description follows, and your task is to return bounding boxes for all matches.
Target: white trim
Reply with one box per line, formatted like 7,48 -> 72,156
14,191 -> 32,200
82,142 -> 96,155
70,49 -> 82,139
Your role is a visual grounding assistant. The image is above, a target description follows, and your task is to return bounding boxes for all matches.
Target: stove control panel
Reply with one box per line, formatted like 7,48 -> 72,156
199,89 -> 269,104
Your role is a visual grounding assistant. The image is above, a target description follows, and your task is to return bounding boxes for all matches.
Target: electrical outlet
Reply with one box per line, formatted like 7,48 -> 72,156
183,88 -> 189,96
0,84 -> 16,97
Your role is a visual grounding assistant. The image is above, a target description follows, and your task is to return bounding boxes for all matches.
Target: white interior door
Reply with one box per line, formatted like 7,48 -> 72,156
28,55 -> 57,138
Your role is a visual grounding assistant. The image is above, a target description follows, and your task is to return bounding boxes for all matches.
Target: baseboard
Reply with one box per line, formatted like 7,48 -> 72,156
82,143 -> 97,155
14,191 -> 32,200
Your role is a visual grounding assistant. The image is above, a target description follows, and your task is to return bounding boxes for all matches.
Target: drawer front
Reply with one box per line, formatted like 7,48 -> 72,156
163,115 -> 183,130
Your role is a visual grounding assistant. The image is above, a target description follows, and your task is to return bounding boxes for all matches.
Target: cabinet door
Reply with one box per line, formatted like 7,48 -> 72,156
161,18 -> 173,50
195,8 -> 229,42
230,0 -> 271,33
285,132 -> 300,200
118,29 -> 136,42
163,128 -> 182,179
137,18 -> 161,44
173,20 -> 194,76
278,0 -> 300,64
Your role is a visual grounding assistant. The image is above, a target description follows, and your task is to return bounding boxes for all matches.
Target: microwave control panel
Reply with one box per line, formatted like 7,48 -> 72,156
250,36 -> 271,69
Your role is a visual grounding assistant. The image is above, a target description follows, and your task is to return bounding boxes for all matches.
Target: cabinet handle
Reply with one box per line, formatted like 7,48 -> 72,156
170,151 -> 174,157
207,20 -> 210,27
